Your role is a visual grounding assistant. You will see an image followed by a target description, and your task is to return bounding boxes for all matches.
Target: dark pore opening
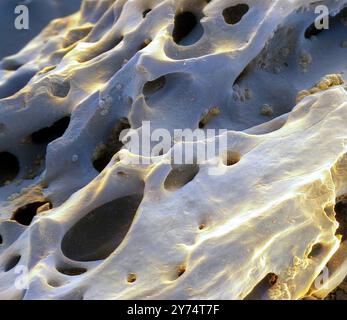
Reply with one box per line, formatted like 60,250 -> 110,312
244,273 -> 278,300
305,7 -> 347,40
143,76 -> 166,96
335,200 -> 347,241
172,12 -> 198,44
308,243 -> 324,258
164,164 -> 199,191
61,192 -> 144,261
31,116 -> 70,145
223,4 -> 250,25
223,150 -> 241,166
11,201 -> 52,226
143,9 -> 152,18
127,273 -> 137,283
0,152 -> 20,186
304,21 -> 326,39
93,118 -> 131,173
4,255 -> 21,272
57,266 -> 87,276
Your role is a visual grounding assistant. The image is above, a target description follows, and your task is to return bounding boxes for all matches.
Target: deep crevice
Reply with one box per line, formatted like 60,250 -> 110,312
172,12 -> 198,44
304,22 -> 326,39
11,201 -> 52,226
305,7 -> 347,39
143,9 -> 152,18
57,266 -> 87,276
0,152 -> 20,186
244,273 -> 278,300
30,116 -> 70,145
335,200 -> 347,241
92,118 -> 130,173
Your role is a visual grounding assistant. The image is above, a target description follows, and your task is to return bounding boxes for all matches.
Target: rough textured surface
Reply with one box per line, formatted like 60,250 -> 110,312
1,0 -> 347,300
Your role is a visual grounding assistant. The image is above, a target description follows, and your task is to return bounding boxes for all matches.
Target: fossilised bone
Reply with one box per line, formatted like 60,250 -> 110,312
1,0 -> 347,300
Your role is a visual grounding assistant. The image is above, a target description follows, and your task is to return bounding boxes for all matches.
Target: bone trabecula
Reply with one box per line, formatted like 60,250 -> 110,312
1,0 -> 347,300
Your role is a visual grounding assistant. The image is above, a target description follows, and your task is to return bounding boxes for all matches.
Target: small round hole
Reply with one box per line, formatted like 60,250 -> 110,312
127,273 -> 137,283
177,265 -> 186,278
164,164 -> 199,191
4,255 -> 21,272
223,151 -> 241,166
48,280 -> 62,288
199,224 -> 206,230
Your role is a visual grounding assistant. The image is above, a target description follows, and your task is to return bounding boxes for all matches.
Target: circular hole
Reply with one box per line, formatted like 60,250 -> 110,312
48,280 -> 63,288
164,164 -> 200,191
4,255 -> 21,272
223,150 -> 241,166
127,273 -> 137,283
0,152 -> 20,186
143,76 -> 166,96
198,223 -> 206,230
223,4 -> 250,25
